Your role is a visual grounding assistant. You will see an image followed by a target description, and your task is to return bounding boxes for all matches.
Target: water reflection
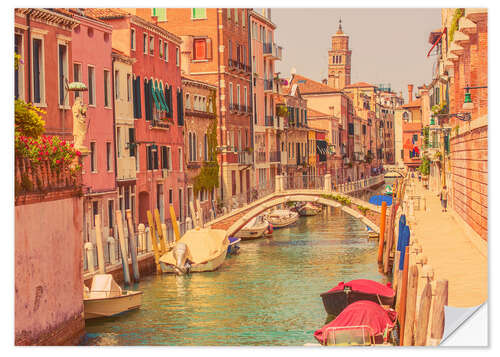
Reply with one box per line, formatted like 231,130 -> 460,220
83,204 -> 387,346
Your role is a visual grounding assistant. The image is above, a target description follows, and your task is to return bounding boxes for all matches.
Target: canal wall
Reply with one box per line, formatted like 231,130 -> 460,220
15,195 -> 84,346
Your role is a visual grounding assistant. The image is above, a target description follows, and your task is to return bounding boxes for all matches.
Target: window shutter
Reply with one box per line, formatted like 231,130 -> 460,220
144,79 -> 150,121
153,149 -> 159,170
147,146 -> 152,170
206,38 -> 212,59
135,76 -> 142,118
132,77 -> 137,118
128,128 -> 136,157
148,80 -> 154,120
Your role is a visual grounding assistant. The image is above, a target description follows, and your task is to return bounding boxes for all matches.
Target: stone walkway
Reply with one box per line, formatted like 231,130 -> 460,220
405,179 -> 488,308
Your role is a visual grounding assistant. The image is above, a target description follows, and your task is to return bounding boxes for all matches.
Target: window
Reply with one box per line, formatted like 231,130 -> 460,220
114,70 -> 120,100
15,33 -> 24,100
131,28 -> 136,50
116,127 -> 122,158
90,142 -> 97,172
92,201 -> 98,227
143,33 -> 147,54
88,66 -> 95,105
178,148 -> 183,171
159,39 -> 163,58
147,145 -> 159,170
236,85 -> 240,107
104,70 -> 110,107
127,74 -> 131,102
152,8 -> 167,22
185,93 -> 190,109
32,38 -> 44,104
231,171 -> 236,196
149,36 -> 154,55
164,42 -> 168,62
106,142 -> 112,171
242,9 -> 245,27
192,8 -> 206,19
108,200 -> 114,228
176,47 -> 180,66
58,44 -> 68,106
193,38 -> 212,60
227,8 -> 231,21
244,87 -> 247,109
228,39 -> 232,61
73,63 -> 81,100
204,134 -> 208,161
169,189 -> 173,204
234,9 -> 238,24
229,82 -> 233,106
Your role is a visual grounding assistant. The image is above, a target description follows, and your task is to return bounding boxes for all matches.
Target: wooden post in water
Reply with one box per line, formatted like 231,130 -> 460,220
189,201 -> 198,228
115,210 -> 131,286
429,280 -> 449,346
392,253 -> 400,293
146,210 -> 161,273
377,201 -> 387,264
398,246 -> 410,346
170,205 -> 181,241
126,209 -> 140,282
403,265 -> 419,345
94,214 -> 106,274
383,204 -> 395,273
153,209 -> 167,255
415,281 -> 433,345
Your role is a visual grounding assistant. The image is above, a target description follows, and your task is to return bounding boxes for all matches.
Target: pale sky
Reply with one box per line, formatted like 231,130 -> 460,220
270,8 -> 442,102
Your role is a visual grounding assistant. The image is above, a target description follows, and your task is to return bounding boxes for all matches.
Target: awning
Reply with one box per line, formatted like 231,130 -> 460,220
151,82 -> 161,111
427,27 -> 447,57
159,85 -> 169,113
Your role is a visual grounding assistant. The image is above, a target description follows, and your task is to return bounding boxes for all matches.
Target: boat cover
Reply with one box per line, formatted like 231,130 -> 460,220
323,279 -> 394,298
88,274 -> 122,299
269,209 -> 297,217
314,300 -> 397,344
159,228 -> 229,266
228,236 -> 241,245
369,195 -> 393,206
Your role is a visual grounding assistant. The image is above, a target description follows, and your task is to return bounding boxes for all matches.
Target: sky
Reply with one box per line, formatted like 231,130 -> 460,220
270,8 -> 442,102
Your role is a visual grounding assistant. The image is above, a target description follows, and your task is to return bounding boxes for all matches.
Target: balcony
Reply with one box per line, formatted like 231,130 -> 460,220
228,103 -> 238,112
238,151 -> 253,165
264,79 -> 274,92
274,116 -> 284,131
269,151 -> 280,163
263,43 -> 283,61
265,115 -> 274,127
256,151 -> 267,163
117,156 -> 137,181
280,151 -> 288,165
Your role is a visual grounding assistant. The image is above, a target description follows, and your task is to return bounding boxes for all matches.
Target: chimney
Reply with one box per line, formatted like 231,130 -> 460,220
407,84 -> 414,103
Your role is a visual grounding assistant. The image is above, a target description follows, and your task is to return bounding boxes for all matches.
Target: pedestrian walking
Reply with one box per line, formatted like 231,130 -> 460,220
418,173 -> 421,182
440,186 -> 448,212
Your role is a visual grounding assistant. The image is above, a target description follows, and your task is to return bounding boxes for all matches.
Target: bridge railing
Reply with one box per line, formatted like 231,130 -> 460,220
333,174 -> 385,194
283,175 -> 325,190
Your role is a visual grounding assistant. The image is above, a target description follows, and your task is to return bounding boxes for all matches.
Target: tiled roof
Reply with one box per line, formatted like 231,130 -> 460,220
290,74 -> 339,94
402,98 -> 422,108
85,8 -> 129,20
344,82 -> 377,89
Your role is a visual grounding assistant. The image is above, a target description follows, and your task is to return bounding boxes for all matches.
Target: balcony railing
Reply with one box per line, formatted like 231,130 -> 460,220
238,151 -> 253,165
265,115 -> 274,126
263,43 -> 282,60
269,151 -> 280,163
256,151 -> 266,163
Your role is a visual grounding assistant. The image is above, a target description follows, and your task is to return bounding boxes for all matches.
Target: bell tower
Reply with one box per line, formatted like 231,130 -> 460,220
327,19 -> 352,89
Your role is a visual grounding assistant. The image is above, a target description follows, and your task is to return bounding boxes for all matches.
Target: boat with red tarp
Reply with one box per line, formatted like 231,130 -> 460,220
320,279 -> 395,316
314,300 -> 397,346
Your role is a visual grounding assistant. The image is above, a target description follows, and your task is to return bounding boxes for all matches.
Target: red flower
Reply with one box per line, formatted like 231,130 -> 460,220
76,151 -> 81,157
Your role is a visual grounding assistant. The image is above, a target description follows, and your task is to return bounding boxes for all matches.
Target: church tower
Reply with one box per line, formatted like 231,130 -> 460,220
327,19 -> 352,89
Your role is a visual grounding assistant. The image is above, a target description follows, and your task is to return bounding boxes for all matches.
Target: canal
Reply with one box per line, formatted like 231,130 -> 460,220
83,187 -> 391,346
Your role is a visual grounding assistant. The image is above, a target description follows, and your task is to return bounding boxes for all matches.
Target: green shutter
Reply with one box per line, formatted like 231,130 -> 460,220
160,85 -> 169,113
157,8 -> 167,22
155,81 -> 167,111
151,81 -> 161,111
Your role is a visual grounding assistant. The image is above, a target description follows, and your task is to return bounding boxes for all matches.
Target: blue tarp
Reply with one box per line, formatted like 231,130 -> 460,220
369,195 -> 393,207
398,225 -> 411,271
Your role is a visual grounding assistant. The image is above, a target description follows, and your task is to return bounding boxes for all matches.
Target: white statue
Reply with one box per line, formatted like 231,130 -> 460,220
72,97 -> 89,154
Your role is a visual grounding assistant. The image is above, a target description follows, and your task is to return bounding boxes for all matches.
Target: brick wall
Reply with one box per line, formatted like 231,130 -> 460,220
450,125 -> 487,240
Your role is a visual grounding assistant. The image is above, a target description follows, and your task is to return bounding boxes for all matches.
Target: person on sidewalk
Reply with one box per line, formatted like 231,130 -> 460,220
440,185 -> 448,212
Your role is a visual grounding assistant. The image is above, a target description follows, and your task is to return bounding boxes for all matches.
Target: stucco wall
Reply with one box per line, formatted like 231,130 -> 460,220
15,196 -> 84,345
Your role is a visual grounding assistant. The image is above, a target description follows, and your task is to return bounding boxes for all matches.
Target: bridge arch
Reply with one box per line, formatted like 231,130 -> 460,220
222,194 -> 381,237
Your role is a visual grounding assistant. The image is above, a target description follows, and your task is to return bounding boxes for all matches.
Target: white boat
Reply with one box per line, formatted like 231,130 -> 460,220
83,274 -> 142,320
298,202 -> 322,216
234,215 -> 269,240
159,228 -> 229,274
265,209 -> 299,228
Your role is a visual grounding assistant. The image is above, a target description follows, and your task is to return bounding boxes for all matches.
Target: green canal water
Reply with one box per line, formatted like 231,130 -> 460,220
83,203 -> 390,346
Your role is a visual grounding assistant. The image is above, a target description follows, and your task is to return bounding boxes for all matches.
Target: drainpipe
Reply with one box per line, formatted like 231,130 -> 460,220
27,10 -> 32,103
111,56 -> 118,181
217,8 -> 224,201
248,9 -> 254,177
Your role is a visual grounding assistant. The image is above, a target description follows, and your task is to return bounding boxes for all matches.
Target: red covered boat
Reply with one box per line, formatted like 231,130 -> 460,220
320,279 -> 395,316
314,300 -> 397,346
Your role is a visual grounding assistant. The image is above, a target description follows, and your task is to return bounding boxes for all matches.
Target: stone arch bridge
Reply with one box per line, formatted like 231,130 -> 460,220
207,174 -> 387,237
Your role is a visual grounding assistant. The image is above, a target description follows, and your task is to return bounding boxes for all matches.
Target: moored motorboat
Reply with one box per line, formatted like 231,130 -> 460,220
298,202 -> 322,216
234,215 -> 269,240
365,226 -> 379,239
227,236 -> 241,255
264,209 -> 299,228
83,274 -> 142,320
314,300 -> 397,345
320,279 -> 395,316
159,228 -> 229,275
383,185 -> 393,196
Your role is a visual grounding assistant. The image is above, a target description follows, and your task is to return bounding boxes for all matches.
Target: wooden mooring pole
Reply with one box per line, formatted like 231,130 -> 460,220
126,209 -> 140,282
94,214 -> 106,274
146,210 -> 161,273
403,265 -> 419,346
415,281 -> 433,345
429,280 -> 449,346
116,210 -> 131,286
170,205 -> 181,241
398,246 -> 410,346
154,209 -> 167,254
377,201 -> 387,264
